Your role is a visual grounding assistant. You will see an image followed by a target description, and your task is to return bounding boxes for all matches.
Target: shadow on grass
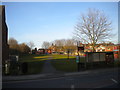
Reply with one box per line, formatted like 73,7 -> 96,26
50,57 -> 120,72
50,58 -> 78,72
85,61 -> 117,70
6,61 -> 45,76
19,54 -> 52,62
20,61 -> 45,75
4,54 -> 120,75
5,54 -> 49,75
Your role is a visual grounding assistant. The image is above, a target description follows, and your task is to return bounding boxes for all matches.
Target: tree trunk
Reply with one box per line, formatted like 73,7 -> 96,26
92,43 -> 96,52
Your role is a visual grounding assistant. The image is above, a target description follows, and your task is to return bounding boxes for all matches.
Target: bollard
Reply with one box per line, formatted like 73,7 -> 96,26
21,62 -> 28,74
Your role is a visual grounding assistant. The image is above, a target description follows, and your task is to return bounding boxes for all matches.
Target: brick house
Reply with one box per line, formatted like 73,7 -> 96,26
37,49 -> 52,54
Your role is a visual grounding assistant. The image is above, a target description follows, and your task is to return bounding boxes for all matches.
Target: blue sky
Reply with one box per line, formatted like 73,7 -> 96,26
2,2 -> 118,48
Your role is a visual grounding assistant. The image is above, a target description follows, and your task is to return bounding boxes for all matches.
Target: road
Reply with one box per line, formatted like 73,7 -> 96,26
2,68 -> 120,89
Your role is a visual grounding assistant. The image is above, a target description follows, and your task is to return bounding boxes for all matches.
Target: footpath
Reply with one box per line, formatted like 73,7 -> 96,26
41,60 -> 60,74
2,67 -> 120,82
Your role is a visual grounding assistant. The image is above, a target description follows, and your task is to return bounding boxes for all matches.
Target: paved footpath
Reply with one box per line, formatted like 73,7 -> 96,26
41,56 -> 64,74
2,67 -> 120,88
2,67 -> 120,82
2,57 -> 65,82
41,60 -> 58,74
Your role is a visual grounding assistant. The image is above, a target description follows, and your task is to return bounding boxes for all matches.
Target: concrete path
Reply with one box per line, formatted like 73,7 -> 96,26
41,60 -> 58,74
41,56 -> 62,74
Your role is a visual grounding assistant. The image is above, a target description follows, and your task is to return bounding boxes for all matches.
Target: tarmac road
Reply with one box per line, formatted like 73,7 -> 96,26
2,67 -> 120,89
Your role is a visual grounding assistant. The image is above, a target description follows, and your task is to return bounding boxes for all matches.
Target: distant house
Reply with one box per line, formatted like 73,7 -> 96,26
49,44 -> 64,53
84,43 -> 119,59
49,44 -> 57,53
95,45 -> 105,52
37,48 -> 52,54
105,45 -> 114,52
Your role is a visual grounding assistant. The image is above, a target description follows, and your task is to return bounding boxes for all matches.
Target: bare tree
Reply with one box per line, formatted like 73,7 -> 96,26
8,37 -> 18,48
8,38 -> 31,55
42,41 -> 50,49
54,39 -> 64,51
65,39 -> 76,47
64,39 -> 76,53
73,9 -> 112,51
8,37 -> 19,55
8,37 -> 19,53
19,43 -> 31,54
54,39 -> 66,46
27,41 -> 35,50
52,39 -> 76,52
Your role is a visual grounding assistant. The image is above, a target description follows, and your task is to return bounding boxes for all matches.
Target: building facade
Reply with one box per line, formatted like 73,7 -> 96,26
1,5 -> 9,64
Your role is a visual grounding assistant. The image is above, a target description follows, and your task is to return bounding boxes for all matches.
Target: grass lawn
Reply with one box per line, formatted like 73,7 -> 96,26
18,54 -> 52,75
19,54 -> 52,62
7,54 -> 120,75
113,60 -> 120,67
50,54 -> 120,72
50,54 -> 85,72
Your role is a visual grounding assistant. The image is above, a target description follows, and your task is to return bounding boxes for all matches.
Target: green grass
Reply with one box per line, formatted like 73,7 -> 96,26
19,54 -> 86,73
19,54 -> 52,62
84,61 -> 120,70
19,61 -> 45,75
50,55 -> 85,72
9,54 -> 51,75
6,54 -> 120,75
18,54 -> 54,75
50,54 -> 120,72
51,54 -> 75,60
51,59 -> 77,72
114,60 -> 120,66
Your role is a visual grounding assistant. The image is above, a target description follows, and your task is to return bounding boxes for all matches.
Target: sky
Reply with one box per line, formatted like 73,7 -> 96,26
119,1 -> 120,44
2,2 -> 118,48
1,0 -> 119,2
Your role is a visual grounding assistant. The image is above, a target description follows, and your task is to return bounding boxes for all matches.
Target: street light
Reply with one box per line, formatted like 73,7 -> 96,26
76,41 -> 80,71
67,49 -> 70,60
77,41 -> 80,55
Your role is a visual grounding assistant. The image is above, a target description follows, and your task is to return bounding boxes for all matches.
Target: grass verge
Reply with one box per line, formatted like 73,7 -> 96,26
7,54 -> 51,75
19,61 -> 45,75
50,55 -> 85,72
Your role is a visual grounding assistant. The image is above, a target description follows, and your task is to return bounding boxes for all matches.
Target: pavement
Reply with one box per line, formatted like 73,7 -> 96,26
41,60 -> 61,74
2,59 -> 120,88
2,67 -> 120,82
2,59 -> 120,82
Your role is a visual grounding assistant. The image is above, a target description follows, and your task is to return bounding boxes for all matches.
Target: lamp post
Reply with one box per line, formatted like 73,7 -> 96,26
67,49 -> 70,60
77,41 -> 80,71
77,41 -> 85,71
77,41 -> 79,56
